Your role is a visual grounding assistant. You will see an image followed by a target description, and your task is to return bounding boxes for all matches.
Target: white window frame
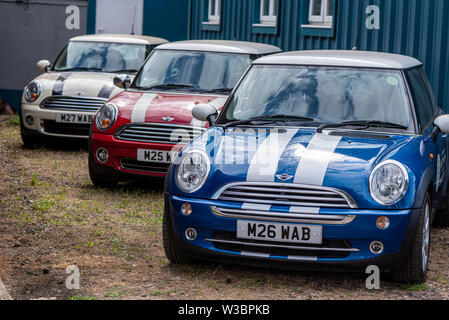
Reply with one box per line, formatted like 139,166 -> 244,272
309,0 -> 333,25
259,0 -> 277,26
207,0 -> 221,24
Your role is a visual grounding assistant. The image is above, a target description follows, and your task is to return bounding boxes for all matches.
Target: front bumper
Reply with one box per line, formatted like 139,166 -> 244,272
21,103 -> 95,139
91,131 -> 181,178
166,194 -> 420,272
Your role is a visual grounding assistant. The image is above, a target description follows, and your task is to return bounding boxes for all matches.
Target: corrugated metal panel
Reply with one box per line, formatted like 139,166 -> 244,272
188,0 -> 449,111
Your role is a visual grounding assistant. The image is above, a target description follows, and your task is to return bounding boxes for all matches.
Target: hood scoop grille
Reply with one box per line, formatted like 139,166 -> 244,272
328,131 -> 392,140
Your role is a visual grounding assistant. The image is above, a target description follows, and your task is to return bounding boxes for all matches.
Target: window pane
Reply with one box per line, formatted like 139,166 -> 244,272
312,0 -> 322,16
327,0 -> 333,16
53,41 -> 147,73
134,50 -> 251,92
210,0 -> 215,16
262,0 -> 270,16
406,68 -> 434,130
222,65 -> 411,128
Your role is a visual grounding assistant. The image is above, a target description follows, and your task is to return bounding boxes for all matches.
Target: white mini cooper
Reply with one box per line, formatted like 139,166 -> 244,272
20,34 -> 168,146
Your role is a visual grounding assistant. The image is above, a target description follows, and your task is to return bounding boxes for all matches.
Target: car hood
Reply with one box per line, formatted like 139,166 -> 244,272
25,71 -> 126,104
173,127 -> 425,210
108,91 -> 228,129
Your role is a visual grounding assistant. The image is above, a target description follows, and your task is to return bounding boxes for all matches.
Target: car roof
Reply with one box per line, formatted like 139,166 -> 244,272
69,34 -> 169,45
155,40 -> 282,55
253,50 -> 423,69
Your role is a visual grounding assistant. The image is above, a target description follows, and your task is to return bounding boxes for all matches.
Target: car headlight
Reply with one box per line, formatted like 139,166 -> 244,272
95,103 -> 117,131
176,150 -> 210,193
24,81 -> 42,102
369,160 -> 409,205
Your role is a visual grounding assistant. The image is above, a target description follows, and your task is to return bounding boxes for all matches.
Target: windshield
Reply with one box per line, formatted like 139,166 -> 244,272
219,65 -> 411,128
53,41 -> 148,73
132,50 -> 251,93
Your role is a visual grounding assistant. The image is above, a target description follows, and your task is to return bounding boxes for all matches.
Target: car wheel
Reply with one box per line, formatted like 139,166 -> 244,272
162,203 -> 190,264
20,122 -> 39,148
392,193 -> 431,284
88,142 -> 117,188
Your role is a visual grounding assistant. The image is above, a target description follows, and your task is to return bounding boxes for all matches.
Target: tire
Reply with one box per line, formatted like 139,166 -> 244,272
162,203 -> 190,264
20,122 -> 39,148
392,194 -> 431,284
88,141 -> 118,188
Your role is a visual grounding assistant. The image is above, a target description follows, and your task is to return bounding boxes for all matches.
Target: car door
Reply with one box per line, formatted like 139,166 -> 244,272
406,67 -> 448,206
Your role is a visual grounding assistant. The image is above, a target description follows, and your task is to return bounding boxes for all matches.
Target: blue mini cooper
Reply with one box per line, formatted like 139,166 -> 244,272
163,50 -> 449,283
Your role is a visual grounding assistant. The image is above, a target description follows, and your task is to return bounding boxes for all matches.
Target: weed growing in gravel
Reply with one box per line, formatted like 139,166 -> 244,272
33,196 -> 53,215
7,115 -> 20,126
151,290 -> 171,297
105,290 -> 124,298
30,174 -> 42,187
400,283 -> 428,291
69,295 -> 97,300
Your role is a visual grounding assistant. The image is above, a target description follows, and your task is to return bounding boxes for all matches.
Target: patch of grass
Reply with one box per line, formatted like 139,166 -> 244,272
69,295 -> 97,300
8,114 -> 20,126
253,277 -> 266,286
33,196 -> 53,215
151,290 -> 171,297
104,290 -> 124,298
30,174 -> 42,187
437,276 -> 448,285
400,283 -> 428,291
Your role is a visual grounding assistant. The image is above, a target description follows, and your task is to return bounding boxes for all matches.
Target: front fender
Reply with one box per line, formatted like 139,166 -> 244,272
412,167 -> 433,209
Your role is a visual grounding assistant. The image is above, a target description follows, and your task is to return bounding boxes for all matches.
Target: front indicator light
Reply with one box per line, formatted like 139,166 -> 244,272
376,216 -> 390,230
102,118 -> 110,128
181,203 -> 192,216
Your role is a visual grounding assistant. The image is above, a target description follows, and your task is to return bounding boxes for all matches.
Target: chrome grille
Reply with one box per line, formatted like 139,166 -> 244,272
210,207 -> 355,225
116,123 -> 205,144
213,182 -> 357,209
40,96 -> 107,112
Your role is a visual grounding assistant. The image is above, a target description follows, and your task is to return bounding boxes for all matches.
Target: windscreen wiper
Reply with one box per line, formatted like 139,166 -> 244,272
110,68 -> 139,74
200,87 -> 233,94
317,120 -> 408,133
57,67 -> 103,72
223,115 -> 316,128
141,84 -> 195,90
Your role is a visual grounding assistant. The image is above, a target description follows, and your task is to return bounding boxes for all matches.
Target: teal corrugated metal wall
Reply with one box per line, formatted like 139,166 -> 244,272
188,0 -> 449,112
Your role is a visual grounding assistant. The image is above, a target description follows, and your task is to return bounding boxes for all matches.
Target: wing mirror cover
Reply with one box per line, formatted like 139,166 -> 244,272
113,75 -> 131,89
36,60 -> 51,73
192,103 -> 218,125
435,114 -> 449,134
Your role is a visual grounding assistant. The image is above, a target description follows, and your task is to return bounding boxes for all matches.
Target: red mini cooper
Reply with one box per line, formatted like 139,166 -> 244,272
88,40 -> 281,185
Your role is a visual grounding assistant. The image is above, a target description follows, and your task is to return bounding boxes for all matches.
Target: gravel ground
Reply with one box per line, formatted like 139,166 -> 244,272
0,114 -> 448,300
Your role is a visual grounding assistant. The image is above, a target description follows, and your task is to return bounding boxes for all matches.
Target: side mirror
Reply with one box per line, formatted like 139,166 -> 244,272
113,75 -> 131,89
192,103 -> 218,125
36,60 -> 51,73
434,115 -> 449,134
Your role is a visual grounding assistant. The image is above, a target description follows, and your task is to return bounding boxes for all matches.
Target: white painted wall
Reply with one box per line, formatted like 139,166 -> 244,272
95,0 -> 143,35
